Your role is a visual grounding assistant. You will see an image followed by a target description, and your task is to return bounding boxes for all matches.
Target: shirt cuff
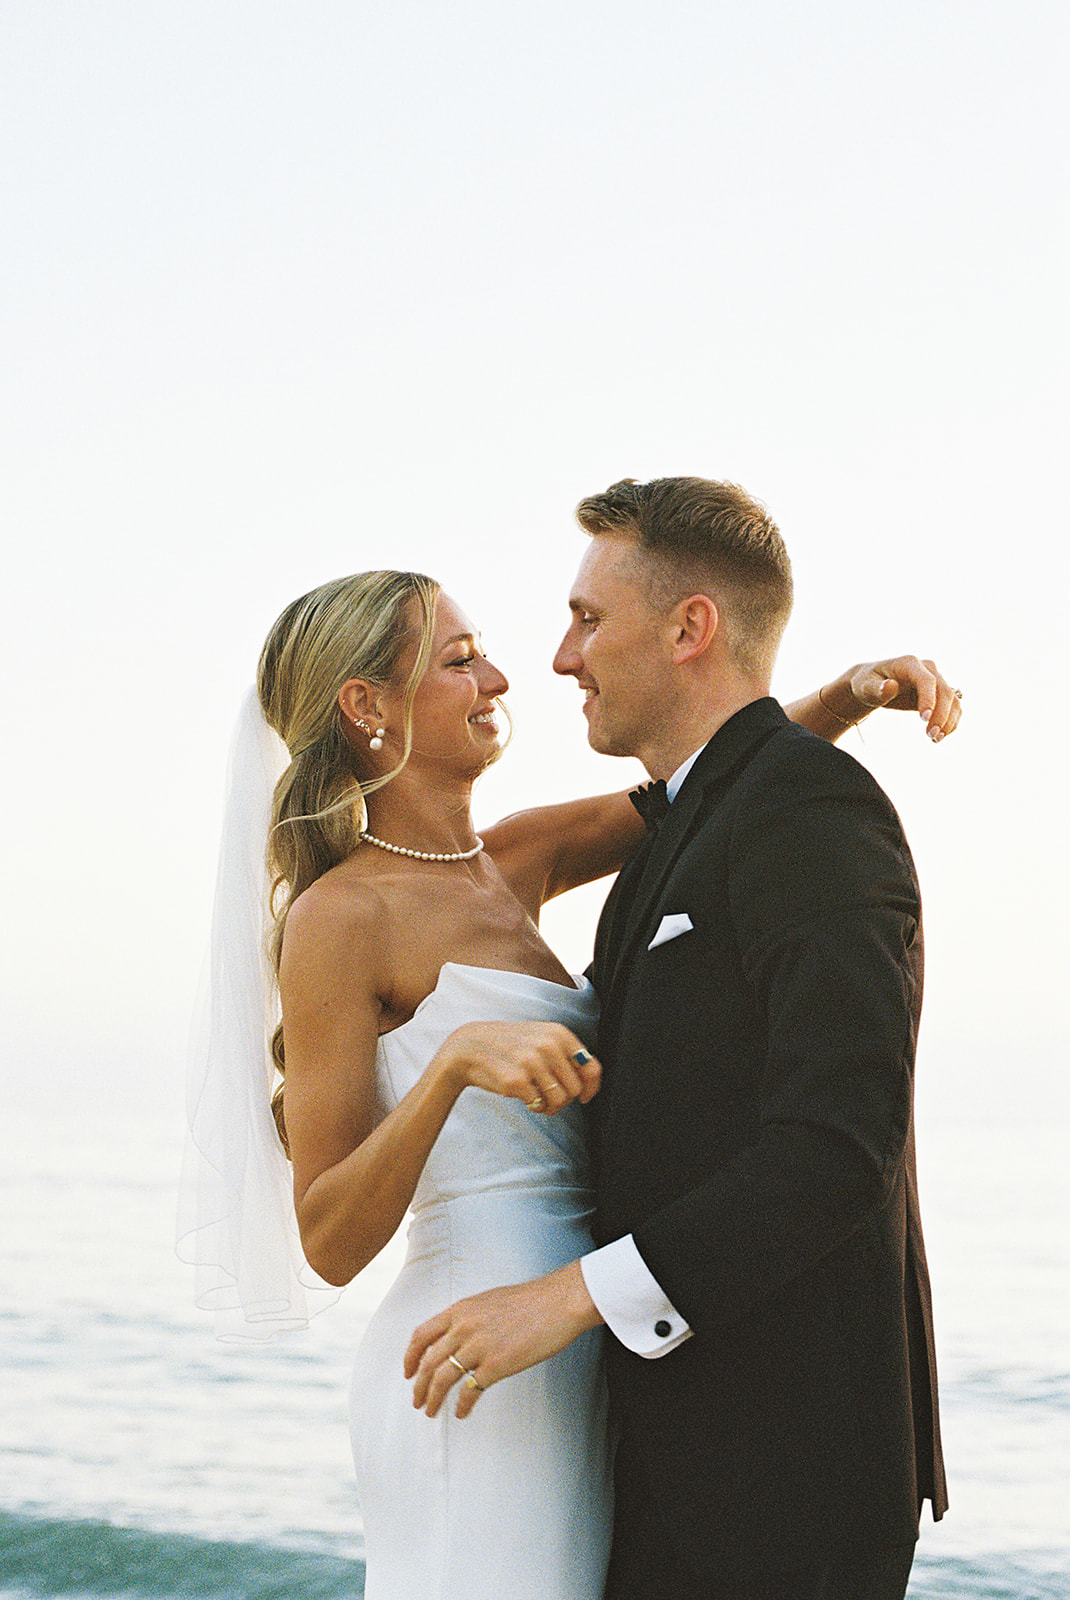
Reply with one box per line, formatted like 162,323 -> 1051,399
580,1234 -> 692,1358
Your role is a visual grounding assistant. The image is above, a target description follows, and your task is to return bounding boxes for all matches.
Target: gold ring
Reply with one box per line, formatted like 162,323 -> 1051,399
573,1049 -> 592,1067
527,1094 -> 545,1111
447,1355 -> 471,1378
464,1372 -> 485,1392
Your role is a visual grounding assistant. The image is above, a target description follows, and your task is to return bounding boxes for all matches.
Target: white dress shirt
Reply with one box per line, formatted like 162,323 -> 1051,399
579,744 -> 709,1358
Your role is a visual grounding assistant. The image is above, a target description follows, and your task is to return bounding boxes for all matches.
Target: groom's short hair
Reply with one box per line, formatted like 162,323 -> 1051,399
574,477 -> 793,676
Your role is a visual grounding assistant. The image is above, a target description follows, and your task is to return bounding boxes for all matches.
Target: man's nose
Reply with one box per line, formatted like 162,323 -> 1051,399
553,630 -> 579,676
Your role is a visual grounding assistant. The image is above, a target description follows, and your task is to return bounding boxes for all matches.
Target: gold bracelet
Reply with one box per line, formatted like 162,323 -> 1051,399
818,684 -> 859,729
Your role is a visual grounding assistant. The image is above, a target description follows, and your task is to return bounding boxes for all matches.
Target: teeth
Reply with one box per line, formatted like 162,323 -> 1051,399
470,713 -> 496,724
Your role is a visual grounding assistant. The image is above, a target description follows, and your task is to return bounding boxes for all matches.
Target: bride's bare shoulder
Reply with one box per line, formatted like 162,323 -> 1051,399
280,856 -> 442,1027
282,856 -> 394,968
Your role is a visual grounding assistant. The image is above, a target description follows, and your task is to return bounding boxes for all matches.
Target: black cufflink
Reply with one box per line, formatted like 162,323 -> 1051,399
654,1319 -> 672,1338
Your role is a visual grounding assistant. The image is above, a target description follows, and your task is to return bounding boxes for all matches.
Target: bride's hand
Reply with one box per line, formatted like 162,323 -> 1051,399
430,1021 -> 601,1113
405,1261 -> 602,1419
826,656 -> 963,743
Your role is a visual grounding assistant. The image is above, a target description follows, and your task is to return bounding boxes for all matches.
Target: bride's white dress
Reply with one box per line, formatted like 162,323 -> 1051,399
349,962 -> 612,1600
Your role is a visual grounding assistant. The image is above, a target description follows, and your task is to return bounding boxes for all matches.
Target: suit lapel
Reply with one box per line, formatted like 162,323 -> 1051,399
599,698 -> 789,1022
592,804 -> 668,986
601,776 -> 707,1007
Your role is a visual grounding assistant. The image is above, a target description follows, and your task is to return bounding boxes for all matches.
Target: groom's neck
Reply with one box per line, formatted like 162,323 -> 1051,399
636,670 -> 771,781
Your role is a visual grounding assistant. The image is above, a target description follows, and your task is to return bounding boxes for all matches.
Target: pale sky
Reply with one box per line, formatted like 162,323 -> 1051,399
2,0 -> 1066,1130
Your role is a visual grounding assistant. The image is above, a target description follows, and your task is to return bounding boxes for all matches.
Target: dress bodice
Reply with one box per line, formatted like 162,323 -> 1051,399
375,962 -> 600,1215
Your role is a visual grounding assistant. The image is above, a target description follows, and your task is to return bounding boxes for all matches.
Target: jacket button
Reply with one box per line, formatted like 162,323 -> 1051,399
654,1319 -> 672,1338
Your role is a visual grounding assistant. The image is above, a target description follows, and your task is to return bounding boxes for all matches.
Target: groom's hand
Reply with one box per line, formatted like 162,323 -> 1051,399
405,1261 -> 603,1419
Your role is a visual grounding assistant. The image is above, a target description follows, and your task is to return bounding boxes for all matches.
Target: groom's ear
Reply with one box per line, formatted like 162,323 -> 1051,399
670,593 -> 719,664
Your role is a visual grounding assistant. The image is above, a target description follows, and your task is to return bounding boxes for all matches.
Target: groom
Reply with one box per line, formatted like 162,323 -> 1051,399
409,477 -> 948,1599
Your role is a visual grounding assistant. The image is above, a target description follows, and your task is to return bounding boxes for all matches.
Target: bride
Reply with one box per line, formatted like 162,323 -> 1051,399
184,567 -> 961,1600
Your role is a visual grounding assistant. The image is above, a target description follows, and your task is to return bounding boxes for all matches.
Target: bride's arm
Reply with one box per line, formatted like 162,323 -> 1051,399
483,792 -> 646,911
486,654 -> 962,911
279,884 -> 598,1286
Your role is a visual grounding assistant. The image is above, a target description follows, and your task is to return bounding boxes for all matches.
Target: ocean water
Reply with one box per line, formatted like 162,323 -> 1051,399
2,1105 -> 1067,1599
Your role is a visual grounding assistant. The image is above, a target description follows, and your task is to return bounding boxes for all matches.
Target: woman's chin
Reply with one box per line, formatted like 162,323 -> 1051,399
475,740 -> 504,773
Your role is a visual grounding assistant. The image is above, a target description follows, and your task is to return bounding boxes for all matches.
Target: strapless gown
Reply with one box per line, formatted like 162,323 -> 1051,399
349,962 -> 612,1600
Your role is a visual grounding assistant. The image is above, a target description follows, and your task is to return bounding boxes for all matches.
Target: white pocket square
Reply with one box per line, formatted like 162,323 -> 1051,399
648,912 -> 694,951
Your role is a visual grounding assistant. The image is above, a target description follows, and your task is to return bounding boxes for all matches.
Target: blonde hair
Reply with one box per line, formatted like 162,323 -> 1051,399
256,569 -> 440,1148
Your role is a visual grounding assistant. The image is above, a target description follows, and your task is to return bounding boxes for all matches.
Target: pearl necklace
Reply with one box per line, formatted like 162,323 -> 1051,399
359,832 -> 484,863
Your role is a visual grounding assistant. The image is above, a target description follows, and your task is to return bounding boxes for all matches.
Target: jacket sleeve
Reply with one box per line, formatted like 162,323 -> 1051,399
633,738 -> 923,1336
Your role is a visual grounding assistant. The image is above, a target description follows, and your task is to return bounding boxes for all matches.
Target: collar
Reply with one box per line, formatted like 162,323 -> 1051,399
666,743 -> 707,802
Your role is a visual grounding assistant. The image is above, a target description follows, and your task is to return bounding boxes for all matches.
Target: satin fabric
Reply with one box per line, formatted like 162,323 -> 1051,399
349,963 -> 611,1600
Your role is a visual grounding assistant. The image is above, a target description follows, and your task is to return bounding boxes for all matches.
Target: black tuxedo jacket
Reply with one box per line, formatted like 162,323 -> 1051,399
589,697 -> 947,1585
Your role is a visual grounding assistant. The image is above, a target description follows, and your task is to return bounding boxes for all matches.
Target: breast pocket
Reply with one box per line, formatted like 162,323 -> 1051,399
629,906 -> 759,1084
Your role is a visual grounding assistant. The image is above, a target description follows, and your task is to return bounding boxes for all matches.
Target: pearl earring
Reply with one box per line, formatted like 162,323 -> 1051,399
369,727 -> 385,752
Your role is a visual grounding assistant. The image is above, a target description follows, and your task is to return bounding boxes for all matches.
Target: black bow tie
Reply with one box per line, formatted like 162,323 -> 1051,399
629,779 -> 671,831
